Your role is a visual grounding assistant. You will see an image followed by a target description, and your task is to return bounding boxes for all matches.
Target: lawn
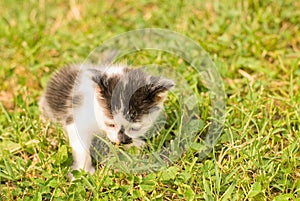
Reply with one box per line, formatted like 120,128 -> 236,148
0,0 -> 300,200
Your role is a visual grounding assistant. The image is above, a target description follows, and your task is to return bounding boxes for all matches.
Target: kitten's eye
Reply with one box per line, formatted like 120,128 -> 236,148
130,127 -> 140,132
107,123 -> 115,128
130,111 -> 137,120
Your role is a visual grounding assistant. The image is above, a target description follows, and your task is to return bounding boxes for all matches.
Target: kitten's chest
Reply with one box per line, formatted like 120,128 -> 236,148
72,75 -> 108,134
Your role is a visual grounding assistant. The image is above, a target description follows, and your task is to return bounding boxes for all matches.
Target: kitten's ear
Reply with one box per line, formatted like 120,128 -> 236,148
151,78 -> 175,103
92,73 -> 107,90
92,73 -> 118,97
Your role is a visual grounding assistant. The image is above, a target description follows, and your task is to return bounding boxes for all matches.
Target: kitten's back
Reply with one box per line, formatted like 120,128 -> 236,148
39,65 -> 79,124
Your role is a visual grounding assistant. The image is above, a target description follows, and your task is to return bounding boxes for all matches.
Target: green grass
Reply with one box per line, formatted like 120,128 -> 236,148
1,0 -> 300,200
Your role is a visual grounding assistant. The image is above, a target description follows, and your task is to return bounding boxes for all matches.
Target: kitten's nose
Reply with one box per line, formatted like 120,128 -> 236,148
118,126 -> 132,144
119,126 -> 125,134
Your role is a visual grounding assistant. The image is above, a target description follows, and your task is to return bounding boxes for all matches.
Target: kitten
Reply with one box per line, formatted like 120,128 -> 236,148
39,63 -> 174,175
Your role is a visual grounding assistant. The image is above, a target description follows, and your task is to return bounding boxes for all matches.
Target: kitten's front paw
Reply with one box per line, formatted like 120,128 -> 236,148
69,164 -> 96,181
86,166 -> 95,175
68,172 -> 76,181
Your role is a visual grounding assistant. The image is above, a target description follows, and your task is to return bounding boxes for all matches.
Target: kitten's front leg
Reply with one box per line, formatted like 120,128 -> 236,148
66,123 -> 95,177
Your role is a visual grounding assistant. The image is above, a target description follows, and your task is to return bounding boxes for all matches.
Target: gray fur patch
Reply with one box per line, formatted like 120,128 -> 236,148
65,115 -> 74,124
40,65 -> 79,124
72,94 -> 83,108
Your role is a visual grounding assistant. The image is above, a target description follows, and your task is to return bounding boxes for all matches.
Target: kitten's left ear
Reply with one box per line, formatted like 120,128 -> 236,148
151,78 -> 175,102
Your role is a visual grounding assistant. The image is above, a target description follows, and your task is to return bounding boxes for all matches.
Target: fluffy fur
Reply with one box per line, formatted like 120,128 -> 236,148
39,64 -> 174,175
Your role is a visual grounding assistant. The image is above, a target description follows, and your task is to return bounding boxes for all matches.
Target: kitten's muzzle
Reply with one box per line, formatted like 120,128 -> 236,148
117,127 -> 132,144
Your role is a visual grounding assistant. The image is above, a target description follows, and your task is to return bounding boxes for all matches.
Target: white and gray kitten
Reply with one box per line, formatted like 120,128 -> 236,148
39,63 -> 174,175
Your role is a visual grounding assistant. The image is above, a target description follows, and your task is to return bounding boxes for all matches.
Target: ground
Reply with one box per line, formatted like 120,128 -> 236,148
0,0 -> 299,200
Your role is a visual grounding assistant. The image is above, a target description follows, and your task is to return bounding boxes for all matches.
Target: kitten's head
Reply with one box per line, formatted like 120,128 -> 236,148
92,67 -> 174,146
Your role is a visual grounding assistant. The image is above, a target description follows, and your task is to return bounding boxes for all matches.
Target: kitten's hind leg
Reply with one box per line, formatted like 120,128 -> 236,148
66,123 -> 95,177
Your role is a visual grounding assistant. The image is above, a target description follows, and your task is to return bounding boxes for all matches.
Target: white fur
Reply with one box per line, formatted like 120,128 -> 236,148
66,67 -> 128,174
67,70 -> 98,175
103,65 -> 125,75
66,123 -> 95,175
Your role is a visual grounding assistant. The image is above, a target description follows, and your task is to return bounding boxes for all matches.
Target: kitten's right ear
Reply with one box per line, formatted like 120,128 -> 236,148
92,73 -> 119,97
92,73 -> 111,99
92,73 -> 108,90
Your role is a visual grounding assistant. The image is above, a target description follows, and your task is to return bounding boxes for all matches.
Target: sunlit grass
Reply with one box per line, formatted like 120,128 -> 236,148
1,0 -> 299,200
